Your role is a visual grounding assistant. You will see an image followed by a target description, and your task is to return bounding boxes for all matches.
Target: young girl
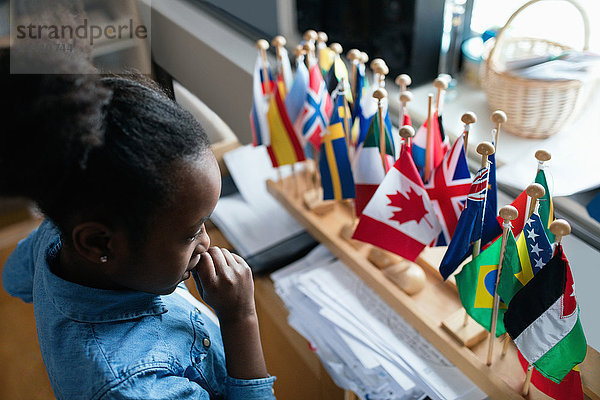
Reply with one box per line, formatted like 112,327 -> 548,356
1,45 -> 276,399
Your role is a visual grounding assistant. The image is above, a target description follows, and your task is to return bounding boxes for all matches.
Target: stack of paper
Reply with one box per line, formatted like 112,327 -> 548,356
210,145 -> 304,257
272,245 -> 488,400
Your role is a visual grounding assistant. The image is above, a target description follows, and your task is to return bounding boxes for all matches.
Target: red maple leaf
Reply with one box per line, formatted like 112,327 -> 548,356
387,187 -> 430,226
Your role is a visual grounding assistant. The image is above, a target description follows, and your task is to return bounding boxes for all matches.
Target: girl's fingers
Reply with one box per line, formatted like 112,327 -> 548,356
195,252 -> 216,284
220,248 -> 237,266
207,246 -> 228,276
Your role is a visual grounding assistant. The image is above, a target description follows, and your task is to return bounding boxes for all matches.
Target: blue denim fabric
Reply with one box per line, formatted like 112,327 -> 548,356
2,220 -> 276,400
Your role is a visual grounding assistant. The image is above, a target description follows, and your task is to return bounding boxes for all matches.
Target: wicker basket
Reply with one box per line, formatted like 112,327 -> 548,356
480,0 -> 590,139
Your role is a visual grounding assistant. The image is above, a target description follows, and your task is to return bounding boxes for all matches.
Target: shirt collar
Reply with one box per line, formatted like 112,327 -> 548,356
42,239 -> 167,323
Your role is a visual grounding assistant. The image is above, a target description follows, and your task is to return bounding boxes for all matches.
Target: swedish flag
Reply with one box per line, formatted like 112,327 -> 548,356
319,97 -> 355,200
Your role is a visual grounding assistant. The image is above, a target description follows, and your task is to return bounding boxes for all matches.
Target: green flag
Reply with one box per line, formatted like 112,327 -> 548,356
535,169 -> 555,243
455,231 -> 521,336
496,230 -> 525,306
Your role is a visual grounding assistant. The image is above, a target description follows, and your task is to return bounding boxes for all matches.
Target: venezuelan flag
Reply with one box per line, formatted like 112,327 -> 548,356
266,80 -> 306,167
319,100 -> 355,200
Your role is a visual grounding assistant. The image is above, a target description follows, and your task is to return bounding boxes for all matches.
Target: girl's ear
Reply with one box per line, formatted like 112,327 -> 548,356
71,222 -> 113,264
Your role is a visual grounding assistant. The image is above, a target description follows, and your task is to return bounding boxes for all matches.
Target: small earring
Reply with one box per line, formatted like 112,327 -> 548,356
100,256 -> 108,263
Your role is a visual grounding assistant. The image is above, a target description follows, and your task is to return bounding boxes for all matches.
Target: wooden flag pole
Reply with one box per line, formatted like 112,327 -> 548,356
370,58 -> 385,88
535,149 -> 551,173
486,205 -> 519,366
347,49 -> 360,102
424,94 -> 433,182
294,44 -> 314,195
395,74 -> 412,93
550,219 -> 571,251
256,39 -> 270,96
373,88 -> 388,173
271,35 -> 287,94
472,141 -> 495,258
399,125 -> 415,151
375,63 -> 389,88
460,112 -> 477,153
463,141 -> 496,327
490,110 -> 507,147
521,364 -> 534,396
303,41 -> 315,69
433,77 -> 448,114
399,91 -> 413,145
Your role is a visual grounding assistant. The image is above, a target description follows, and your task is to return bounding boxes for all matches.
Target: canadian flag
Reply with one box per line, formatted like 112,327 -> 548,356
352,146 -> 442,261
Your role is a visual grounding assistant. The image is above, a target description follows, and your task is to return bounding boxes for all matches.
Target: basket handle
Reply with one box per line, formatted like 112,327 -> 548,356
488,0 -> 590,64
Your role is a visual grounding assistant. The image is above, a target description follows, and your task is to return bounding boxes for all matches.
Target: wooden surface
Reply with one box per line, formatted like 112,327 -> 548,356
267,173 -> 600,400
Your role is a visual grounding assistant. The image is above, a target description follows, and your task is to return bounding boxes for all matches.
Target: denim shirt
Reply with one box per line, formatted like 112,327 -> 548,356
2,220 -> 276,400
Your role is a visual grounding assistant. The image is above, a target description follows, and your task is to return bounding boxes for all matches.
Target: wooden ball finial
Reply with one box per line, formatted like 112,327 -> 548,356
476,141 -> 495,157
303,41 -> 315,53
294,44 -> 305,57
399,125 -> 415,139
329,42 -> 343,55
370,58 -> 385,71
491,110 -> 508,125
375,64 -> 389,76
400,91 -> 413,104
347,49 -> 360,61
433,77 -> 448,90
499,205 -> 519,221
535,149 -> 552,163
525,183 -> 546,200
372,88 -> 388,100
550,219 -> 571,240
360,51 -> 369,64
395,74 -> 412,88
461,112 -> 477,125
303,29 -> 317,41
317,31 -> 328,43
256,39 -> 269,51
271,35 -> 286,47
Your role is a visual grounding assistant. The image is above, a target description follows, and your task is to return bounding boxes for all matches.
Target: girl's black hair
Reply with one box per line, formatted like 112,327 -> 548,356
0,45 -> 211,242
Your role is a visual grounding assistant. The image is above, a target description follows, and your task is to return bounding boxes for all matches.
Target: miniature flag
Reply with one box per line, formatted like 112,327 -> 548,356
512,209 -> 554,288
319,97 -> 355,200
286,59 -> 309,131
536,169 -> 555,242
504,244 -> 587,383
299,64 -> 333,150
425,134 -> 472,246
278,46 -> 294,93
499,169 -> 554,239
325,55 -> 353,103
352,115 -> 395,216
439,166 -> 490,280
318,45 -> 334,76
250,54 -> 274,146
355,85 -> 394,150
350,62 -> 366,124
352,146 -> 441,261
517,351 -> 583,400
455,230 -> 520,336
412,111 -> 447,182
266,80 -> 306,167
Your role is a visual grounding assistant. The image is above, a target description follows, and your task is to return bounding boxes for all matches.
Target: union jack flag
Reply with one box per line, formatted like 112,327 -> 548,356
297,64 -> 333,150
425,135 -> 472,246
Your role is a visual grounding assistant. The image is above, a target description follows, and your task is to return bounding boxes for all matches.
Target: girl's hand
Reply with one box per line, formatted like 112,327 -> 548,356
192,247 -> 256,323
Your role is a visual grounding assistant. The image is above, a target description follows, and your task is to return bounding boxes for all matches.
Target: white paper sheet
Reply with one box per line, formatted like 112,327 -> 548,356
271,246 -> 488,400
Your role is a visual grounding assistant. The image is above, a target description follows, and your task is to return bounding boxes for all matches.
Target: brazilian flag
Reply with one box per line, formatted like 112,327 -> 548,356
455,230 -> 522,336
